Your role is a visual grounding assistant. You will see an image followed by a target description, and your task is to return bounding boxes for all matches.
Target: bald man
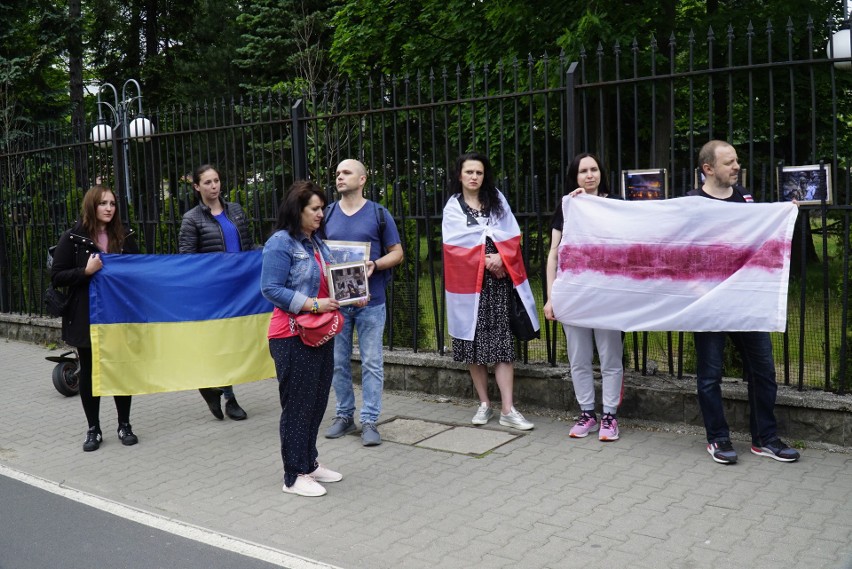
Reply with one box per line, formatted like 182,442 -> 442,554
322,159 -> 403,446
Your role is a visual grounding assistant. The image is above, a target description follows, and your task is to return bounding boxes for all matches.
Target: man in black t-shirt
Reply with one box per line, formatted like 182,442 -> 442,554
691,140 -> 800,465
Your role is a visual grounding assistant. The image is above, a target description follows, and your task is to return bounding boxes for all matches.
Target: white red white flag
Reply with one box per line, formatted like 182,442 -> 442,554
442,191 -> 539,341
550,194 -> 798,332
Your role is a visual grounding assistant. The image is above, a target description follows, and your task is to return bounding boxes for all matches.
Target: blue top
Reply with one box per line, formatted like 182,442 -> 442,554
214,212 -> 242,252
323,201 -> 401,306
261,230 -> 334,314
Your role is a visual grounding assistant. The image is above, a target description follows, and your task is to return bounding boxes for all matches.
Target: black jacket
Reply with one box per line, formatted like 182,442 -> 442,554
178,199 -> 253,253
50,222 -> 138,347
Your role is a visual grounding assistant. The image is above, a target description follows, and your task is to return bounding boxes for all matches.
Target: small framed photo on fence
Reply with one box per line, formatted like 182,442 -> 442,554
324,240 -> 371,264
327,261 -> 370,306
777,164 -> 833,205
621,169 -> 668,200
694,168 -> 747,190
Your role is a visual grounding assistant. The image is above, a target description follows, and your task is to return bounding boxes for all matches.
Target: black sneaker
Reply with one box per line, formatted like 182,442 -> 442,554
199,387 -> 224,420
751,439 -> 800,462
707,439 -> 737,464
225,396 -> 247,420
117,423 -> 138,446
83,426 -> 102,452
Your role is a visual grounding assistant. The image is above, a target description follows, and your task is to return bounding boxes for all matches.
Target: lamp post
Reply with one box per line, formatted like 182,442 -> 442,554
90,79 -> 154,204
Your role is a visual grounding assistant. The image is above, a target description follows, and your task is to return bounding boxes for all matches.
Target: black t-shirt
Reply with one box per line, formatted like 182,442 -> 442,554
689,185 -> 754,203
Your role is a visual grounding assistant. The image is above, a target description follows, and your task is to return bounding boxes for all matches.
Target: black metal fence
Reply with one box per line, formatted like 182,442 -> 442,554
2,18 -> 851,393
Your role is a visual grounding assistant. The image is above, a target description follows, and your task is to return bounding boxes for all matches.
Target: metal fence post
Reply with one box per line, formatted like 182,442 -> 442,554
565,61 -> 578,164
291,99 -> 309,181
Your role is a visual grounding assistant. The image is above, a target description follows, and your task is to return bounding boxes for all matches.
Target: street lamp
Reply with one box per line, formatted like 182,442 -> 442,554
827,0 -> 851,71
827,22 -> 851,70
90,79 -> 155,203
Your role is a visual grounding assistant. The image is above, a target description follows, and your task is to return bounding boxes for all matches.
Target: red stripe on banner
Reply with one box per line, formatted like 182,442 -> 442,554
493,235 -> 528,285
443,243 -> 485,293
559,239 -> 790,281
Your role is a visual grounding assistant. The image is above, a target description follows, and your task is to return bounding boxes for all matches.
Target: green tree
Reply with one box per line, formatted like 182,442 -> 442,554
236,0 -> 340,95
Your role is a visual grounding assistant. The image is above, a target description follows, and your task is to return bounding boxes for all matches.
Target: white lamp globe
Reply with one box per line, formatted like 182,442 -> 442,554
827,28 -> 852,71
91,122 -> 113,148
128,116 -> 155,141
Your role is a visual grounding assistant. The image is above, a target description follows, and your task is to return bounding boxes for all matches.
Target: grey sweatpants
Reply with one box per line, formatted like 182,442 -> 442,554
563,324 -> 624,415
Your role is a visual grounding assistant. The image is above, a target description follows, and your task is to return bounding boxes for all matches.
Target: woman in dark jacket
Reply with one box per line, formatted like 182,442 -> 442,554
51,185 -> 139,452
178,164 -> 250,421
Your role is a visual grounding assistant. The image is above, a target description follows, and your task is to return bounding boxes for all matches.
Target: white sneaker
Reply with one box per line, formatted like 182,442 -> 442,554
312,464 -> 343,483
499,407 -> 534,431
282,474 -> 326,497
471,403 -> 494,425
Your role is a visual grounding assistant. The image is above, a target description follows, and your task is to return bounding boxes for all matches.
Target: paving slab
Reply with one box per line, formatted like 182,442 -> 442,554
414,424 -> 520,455
378,417 -> 452,445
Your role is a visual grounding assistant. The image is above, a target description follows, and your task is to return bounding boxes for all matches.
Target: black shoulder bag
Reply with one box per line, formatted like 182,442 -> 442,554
44,245 -> 69,317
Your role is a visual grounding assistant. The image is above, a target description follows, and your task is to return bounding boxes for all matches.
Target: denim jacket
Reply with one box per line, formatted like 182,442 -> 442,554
260,229 -> 334,314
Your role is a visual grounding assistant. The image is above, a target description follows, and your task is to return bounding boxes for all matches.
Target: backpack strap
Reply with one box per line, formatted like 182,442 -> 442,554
374,201 -> 388,256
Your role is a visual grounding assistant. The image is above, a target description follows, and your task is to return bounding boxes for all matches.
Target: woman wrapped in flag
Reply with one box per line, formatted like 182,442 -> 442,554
544,153 -> 624,442
442,152 -> 538,431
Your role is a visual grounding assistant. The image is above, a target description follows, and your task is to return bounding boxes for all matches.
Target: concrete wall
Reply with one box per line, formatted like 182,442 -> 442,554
4,314 -> 851,446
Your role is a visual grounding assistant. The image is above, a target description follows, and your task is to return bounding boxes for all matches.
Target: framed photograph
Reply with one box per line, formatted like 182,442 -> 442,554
694,168 -> 748,190
778,164 -> 833,205
327,261 -> 370,306
324,240 -> 371,263
621,169 -> 668,200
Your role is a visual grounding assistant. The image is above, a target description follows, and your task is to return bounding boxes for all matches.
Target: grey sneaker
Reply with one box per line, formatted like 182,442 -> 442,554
325,416 -> 356,439
361,422 -> 382,446
499,407 -> 534,430
471,403 -> 494,425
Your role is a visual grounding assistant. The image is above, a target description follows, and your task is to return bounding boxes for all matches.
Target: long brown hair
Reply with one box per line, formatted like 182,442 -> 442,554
80,185 -> 125,253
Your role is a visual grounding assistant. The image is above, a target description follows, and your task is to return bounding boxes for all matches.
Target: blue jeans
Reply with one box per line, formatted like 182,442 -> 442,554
694,331 -> 779,445
332,303 -> 386,424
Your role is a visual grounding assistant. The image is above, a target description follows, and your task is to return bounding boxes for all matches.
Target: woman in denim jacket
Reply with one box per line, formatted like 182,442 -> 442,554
261,180 -> 342,497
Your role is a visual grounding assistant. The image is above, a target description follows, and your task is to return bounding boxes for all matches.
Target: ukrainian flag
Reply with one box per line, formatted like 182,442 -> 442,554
90,250 -> 275,396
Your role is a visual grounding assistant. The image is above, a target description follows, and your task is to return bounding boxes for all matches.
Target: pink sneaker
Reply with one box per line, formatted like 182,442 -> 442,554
599,413 -> 619,441
569,412 -> 598,438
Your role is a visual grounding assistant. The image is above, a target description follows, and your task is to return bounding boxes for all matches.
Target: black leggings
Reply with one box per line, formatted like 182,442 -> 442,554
77,346 -> 132,429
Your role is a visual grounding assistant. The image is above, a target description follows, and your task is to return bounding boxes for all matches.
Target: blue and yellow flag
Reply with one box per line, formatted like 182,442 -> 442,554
90,250 -> 275,396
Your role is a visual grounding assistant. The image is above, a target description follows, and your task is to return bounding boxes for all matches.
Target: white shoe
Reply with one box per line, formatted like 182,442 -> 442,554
282,474 -> 326,497
471,403 -> 494,425
499,407 -> 534,431
312,464 -> 343,483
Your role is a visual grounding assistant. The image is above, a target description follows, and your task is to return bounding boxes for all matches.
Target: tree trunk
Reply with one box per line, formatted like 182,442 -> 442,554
68,0 -> 88,192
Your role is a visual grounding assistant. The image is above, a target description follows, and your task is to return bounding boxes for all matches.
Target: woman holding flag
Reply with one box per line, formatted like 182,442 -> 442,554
544,153 -> 624,442
179,164 -> 250,421
51,185 -> 139,451
442,152 -> 537,431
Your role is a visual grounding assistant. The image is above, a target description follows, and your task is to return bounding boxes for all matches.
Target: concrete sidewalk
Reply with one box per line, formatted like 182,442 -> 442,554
1,338 -> 851,569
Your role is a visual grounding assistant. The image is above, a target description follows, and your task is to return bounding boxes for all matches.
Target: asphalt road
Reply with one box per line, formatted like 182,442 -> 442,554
0,473 -> 294,569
